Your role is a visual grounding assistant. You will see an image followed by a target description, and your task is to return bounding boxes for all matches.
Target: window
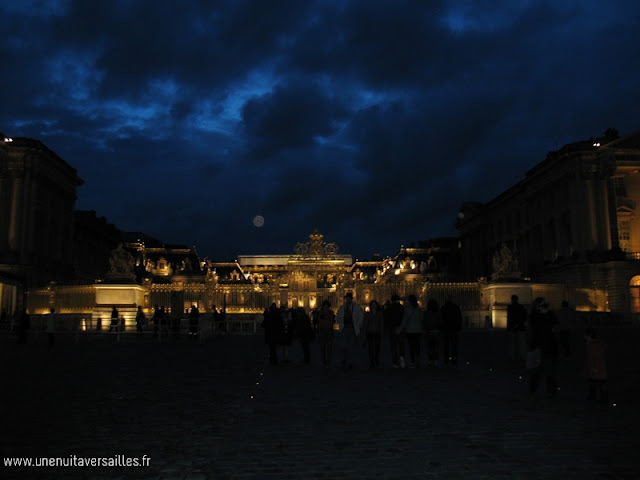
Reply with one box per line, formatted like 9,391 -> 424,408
614,177 -> 627,197
619,220 -> 631,251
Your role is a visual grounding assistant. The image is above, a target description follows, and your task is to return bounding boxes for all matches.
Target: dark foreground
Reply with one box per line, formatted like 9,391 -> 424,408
1,327 -> 639,479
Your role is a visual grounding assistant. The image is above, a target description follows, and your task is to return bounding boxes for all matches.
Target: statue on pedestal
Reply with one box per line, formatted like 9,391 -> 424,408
105,243 -> 136,283
491,244 -> 522,282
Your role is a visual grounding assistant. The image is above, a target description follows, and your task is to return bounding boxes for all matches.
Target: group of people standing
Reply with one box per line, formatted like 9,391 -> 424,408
261,303 -> 315,365
262,292 -> 464,370
507,295 -> 608,404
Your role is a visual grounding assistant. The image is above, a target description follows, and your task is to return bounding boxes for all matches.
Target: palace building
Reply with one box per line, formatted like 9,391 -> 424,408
1,133 -> 83,318
456,128 -> 640,314
3,129 -> 640,328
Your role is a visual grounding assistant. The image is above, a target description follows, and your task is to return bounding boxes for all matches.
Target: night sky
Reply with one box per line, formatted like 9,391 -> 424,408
2,1 -> 639,261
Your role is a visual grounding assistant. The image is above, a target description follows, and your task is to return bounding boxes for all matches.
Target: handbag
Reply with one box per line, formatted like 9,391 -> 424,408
526,348 -> 541,369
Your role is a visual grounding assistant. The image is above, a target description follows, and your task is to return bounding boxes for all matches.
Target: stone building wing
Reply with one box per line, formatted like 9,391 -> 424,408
0,134 -> 84,287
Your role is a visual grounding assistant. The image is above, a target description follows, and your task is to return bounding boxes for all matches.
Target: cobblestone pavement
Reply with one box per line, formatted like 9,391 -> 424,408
1,327 -> 639,479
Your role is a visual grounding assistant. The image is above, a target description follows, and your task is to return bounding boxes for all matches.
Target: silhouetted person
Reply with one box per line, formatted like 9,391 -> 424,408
17,307 -> 30,344
159,306 -> 168,333
363,300 -> 384,368
278,306 -> 292,363
336,292 -> 364,370
293,307 -> 314,364
135,306 -> 146,334
385,294 -> 405,368
189,305 -> 199,336
398,295 -> 423,368
441,298 -> 463,367
317,300 -> 335,368
262,303 -> 280,365
507,294 -> 527,363
528,297 -> 559,402
46,307 -> 56,348
211,304 -> 222,334
109,306 -> 119,332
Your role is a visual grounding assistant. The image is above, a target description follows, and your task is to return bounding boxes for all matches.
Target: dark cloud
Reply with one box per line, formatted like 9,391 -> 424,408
241,80 -> 348,160
1,0 -> 639,260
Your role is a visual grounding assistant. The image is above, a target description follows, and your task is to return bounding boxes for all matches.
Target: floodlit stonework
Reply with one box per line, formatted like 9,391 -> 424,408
457,129 -> 640,316
3,130 -> 640,325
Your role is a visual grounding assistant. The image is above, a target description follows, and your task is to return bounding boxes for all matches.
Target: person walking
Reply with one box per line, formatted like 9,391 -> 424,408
311,307 -> 319,335
424,299 -> 442,367
507,294 -> 527,364
17,307 -> 30,344
261,303 -> 280,365
528,297 -> 559,403
109,306 -> 119,332
398,295 -> 423,368
189,304 -> 200,337
135,306 -> 146,334
363,300 -> 384,368
385,294 -> 405,368
336,292 -> 364,370
152,305 -> 160,333
293,307 -> 314,364
278,305 -> 292,363
46,307 -> 56,349
317,300 -> 335,368
441,298 -> 463,367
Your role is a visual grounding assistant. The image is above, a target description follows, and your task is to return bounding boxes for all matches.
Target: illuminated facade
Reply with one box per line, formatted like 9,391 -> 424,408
26,230 -> 489,328
5,130 -> 639,325
456,129 -> 640,314
25,229 -> 601,329
0,133 -> 83,315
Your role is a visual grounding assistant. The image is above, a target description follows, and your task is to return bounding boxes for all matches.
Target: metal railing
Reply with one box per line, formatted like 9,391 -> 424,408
2,314 -> 261,343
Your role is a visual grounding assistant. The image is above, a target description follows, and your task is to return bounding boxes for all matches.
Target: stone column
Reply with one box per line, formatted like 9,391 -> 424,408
24,170 -> 37,260
583,174 -> 602,251
8,175 -> 23,254
0,175 -> 10,252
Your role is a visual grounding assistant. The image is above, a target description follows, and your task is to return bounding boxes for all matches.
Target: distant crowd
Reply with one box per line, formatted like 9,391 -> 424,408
260,292 -> 609,405
2,291 -> 609,404
260,292 -> 464,370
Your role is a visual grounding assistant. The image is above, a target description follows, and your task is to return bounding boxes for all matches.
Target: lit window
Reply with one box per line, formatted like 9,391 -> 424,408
619,220 -> 631,251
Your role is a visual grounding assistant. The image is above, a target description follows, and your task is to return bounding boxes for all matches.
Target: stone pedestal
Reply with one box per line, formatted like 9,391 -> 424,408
484,283 -> 532,328
93,284 -> 145,331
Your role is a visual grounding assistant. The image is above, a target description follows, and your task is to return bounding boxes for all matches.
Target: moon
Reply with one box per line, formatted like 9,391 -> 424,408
253,215 -> 265,227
